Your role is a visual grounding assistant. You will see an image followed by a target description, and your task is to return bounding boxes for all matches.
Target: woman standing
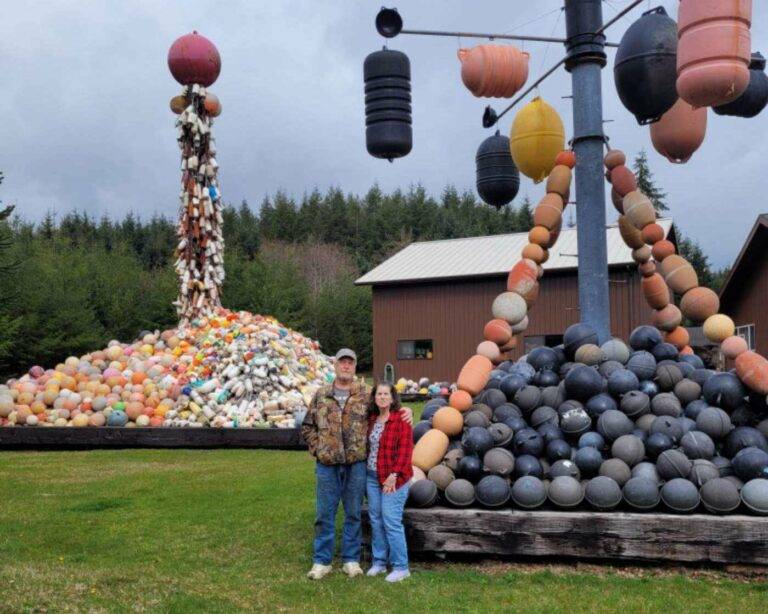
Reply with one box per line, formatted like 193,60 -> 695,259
366,382 -> 413,582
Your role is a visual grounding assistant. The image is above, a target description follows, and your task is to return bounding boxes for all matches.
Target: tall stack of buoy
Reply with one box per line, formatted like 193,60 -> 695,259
168,32 -> 225,324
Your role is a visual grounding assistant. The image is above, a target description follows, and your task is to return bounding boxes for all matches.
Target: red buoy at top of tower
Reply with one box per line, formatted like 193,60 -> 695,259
168,31 -> 221,87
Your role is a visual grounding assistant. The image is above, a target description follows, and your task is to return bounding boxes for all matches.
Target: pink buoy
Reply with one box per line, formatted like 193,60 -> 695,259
168,31 -> 221,87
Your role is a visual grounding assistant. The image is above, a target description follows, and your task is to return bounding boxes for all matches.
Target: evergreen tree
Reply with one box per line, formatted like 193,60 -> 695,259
677,231 -> 715,289
516,196 -> 534,230
633,149 -> 668,212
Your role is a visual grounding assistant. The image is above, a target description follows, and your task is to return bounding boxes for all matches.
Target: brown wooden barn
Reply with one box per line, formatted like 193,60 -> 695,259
719,214 -> 768,356
356,219 -> 676,383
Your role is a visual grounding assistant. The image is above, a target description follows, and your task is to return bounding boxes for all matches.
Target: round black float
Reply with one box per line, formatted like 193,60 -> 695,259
427,464 -> 455,491
456,455 -> 484,482
549,459 -> 580,480
537,423 -> 564,444
483,447 -> 515,477
413,420 -> 431,443
514,385 -> 543,413
657,449 -> 693,480
513,454 -> 543,479
464,410 -> 490,429
512,428 -> 544,457
611,434 -> 645,467
696,406 -> 733,439
528,346 -> 559,372
586,393 -> 618,418
674,379 -> 702,405
608,369 -> 640,397
547,476 -> 584,508
661,478 -> 700,513
500,374 -> 528,400
511,476 -> 547,509
597,409 -> 634,441
732,447 -> 768,481
650,392 -> 682,417
531,406 -> 559,429
481,388 -> 507,410
622,477 -> 660,511
724,427 -> 768,458
444,478 -> 476,507
689,459 -> 720,488
703,372 -> 746,411
564,323 -> 598,359
712,455 -> 734,478
541,384 -> 567,409
574,446 -> 604,477
631,461 -> 660,484
585,476 -> 622,511
741,478 -> 768,515
601,339 -> 631,364
620,390 -> 650,419
629,325 -> 663,351
626,351 -> 657,381
475,475 -> 511,508
408,478 -> 438,507
680,430 -> 715,460
443,448 -> 465,471
700,478 -> 741,514
655,364 -> 683,392
565,365 -> 604,402
578,431 -> 605,449
684,399 -> 709,420
651,342 -> 679,362
599,458 -> 632,486
650,415 -> 683,443
639,380 -> 659,398
493,403 -> 522,423
645,432 -> 673,459
488,422 -> 514,448
547,439 -> 572,462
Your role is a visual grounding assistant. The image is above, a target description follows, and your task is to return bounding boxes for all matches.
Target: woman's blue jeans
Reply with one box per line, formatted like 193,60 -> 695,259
366,469 -> 410,571
313,461 -> 366,565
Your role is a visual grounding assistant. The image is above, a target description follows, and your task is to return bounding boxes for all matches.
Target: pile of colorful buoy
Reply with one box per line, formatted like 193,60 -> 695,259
395,378 -> 451,397
0,309 -> 334,429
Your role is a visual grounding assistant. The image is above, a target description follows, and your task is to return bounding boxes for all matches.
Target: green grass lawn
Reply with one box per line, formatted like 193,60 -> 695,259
1,417 -> 767,611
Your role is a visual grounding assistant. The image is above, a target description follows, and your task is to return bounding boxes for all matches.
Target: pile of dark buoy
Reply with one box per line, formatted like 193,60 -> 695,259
408,323 -> 768,515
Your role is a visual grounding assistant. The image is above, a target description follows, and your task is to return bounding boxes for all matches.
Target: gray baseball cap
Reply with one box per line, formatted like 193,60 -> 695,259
334,348 -> 357,362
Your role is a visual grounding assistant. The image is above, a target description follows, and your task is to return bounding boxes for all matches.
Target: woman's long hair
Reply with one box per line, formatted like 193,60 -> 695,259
368,381 -> 402,416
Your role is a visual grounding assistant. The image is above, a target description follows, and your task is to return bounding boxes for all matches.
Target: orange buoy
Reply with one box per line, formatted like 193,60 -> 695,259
546,165 -> 572,200
521,242 -> 546,264
458,44 -> 530,98
652,303 -> 683,332
533,193 -> 564,230
623,191 -> 656,230
611,187 -> 624,214
735,351 -> 768,394
632,245 -> 652,264
680,287 -> 720,323
660,255 -> 699,295
722,335 -> 749,360
555,150 -> 576,168
641,223 -> 665,246
618,215 -> 645,249
604,149 -> 626,169
529,226 -> 551,247
449,389 -> 473,412
650,97 -> 707,164
483,319 -> 512,345
651,240 -> 676,262
457,355 -> 493,395
610,166 -> 637,197
412,429 -> 449,471
677,0 -> 752,108
642,273 -> 671,309
665,326 -> 691,350
432,406 -> 464,436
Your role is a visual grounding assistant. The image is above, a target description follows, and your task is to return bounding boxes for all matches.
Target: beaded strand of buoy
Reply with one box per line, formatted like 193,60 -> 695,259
413,150 -> 576,469
603,148 -> 768,395
167,32 -> 225,324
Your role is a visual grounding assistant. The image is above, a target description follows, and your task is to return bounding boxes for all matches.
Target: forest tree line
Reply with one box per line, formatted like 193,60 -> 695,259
0,152 -> 728,379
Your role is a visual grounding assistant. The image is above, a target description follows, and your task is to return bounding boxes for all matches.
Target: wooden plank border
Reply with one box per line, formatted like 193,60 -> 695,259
0,427 -> 306,450
364,507 -> 768,565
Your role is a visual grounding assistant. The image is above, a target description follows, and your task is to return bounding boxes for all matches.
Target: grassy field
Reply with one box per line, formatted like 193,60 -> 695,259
2,415 -> 768,611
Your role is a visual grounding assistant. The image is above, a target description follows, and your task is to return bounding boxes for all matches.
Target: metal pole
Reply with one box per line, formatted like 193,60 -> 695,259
564,0 -> 611,342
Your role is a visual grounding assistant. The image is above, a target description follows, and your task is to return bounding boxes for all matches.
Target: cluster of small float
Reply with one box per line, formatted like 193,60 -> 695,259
0,310 -> 334,429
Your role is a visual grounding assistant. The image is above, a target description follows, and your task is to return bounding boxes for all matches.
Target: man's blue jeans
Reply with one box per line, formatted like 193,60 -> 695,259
313,461 -> 366,565
366,469 -> 410,571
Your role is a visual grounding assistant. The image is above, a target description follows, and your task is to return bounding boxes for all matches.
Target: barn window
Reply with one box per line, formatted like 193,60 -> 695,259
397,339 -> 433,360
736,324 -> 756,351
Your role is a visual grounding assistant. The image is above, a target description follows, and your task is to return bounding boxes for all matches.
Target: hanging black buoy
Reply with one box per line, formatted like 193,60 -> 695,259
714,53 -> 768,118
476,131 -> 519,208
614,7 -> 678,125
364,48 -> 412,161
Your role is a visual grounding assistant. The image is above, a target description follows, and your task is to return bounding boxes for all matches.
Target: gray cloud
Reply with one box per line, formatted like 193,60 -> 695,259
0,0 -> 765,268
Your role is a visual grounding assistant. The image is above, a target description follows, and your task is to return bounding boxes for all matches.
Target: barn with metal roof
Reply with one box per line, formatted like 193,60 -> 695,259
356,219 -> 676,382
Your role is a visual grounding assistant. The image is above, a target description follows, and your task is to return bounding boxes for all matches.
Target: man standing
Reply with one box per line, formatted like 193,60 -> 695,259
301,348 -> 411,580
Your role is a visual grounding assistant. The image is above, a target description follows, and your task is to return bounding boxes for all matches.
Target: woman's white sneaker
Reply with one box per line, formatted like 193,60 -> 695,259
385,569 -> 411,583
366,565 -> 387,577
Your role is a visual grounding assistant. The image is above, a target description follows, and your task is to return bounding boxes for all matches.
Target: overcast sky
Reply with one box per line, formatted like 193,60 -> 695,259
0,0 -> 766,269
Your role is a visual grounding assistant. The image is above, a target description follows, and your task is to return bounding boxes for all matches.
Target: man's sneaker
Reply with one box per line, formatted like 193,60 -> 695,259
385,569 -> 411,583
366,564 -> 387,577
342,562 -> 364,578
307,563 -> 332,580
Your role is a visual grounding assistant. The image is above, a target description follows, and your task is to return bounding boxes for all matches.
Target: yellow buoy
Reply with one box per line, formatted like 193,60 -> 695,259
510,97 -> 565,183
